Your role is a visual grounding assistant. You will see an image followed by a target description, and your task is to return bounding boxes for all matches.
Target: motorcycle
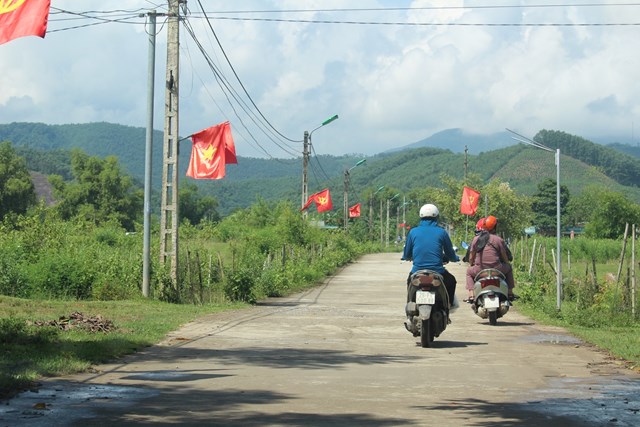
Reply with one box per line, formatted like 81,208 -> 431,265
404,269 -> 450,347
471,268 -> 510,325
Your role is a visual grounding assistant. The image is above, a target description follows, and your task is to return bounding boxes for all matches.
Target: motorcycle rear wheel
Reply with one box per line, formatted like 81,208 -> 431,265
489,310 -> 498,325
420,319 -> 432,347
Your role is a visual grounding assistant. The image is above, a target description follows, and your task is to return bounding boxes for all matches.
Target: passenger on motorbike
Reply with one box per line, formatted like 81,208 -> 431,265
401,204 -> 459,309
465,215 -> 516,302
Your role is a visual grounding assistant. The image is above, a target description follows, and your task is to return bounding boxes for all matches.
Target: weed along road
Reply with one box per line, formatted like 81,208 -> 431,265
2,253 -> 639,426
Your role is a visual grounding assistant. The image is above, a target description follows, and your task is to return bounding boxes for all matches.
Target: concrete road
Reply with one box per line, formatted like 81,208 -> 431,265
2,253 -> 639,426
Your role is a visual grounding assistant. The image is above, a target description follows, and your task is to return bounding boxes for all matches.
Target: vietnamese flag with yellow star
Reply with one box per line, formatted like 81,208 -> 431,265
301,189 -> 333,213
186,121 -> 237,179
460,186 -> 480,215
313,189 -> 333,213
0,0 -> 50,45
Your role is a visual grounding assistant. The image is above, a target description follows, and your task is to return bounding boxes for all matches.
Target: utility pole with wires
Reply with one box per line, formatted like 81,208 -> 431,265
302,130 -> 309,217
160,0 -> 181,286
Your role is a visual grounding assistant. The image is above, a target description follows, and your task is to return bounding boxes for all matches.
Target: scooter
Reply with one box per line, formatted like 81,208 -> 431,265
471,268 -> 510,325
404,269 -> 450,347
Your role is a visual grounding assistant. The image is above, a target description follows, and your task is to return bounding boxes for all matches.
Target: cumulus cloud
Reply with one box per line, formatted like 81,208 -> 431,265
1,0 -> 639,157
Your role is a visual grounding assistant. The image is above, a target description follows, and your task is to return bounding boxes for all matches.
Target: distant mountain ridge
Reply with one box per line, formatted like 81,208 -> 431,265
2,122 -> 640,215
388,128 -> 515,154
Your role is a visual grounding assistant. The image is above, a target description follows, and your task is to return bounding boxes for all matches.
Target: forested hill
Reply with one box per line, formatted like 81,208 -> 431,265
536,130 -> 640,187
2,122 -> 640,214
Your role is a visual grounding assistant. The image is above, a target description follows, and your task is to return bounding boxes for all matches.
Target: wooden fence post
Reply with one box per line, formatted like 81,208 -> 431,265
529,239 -> 537,274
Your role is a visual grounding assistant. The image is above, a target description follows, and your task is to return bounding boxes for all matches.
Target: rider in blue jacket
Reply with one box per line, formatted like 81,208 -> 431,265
402,203 -> 459,307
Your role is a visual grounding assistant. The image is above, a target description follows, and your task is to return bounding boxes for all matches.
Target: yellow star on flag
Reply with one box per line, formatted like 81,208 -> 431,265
201,143 -> 217,163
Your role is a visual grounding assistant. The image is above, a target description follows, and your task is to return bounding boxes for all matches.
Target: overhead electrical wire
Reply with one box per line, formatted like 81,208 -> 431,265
199,16 -> 640,27
193,3 -> 640,14
194,0 -> 302,144
182,17 -> 299,158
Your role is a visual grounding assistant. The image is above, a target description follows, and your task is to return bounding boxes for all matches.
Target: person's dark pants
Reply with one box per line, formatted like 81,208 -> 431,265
406,270 -> 457,307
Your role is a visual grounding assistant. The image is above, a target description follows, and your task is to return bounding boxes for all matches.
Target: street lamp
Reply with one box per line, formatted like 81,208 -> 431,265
386,193 -> 400,247
370,186 -> 384,240
344,159 -> 366,230
507,128 -> 562,310
302,114 -> 339,216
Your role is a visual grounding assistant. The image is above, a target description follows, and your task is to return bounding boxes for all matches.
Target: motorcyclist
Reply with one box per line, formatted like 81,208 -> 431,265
465,215 -> 516,301
401,204 -> 459,315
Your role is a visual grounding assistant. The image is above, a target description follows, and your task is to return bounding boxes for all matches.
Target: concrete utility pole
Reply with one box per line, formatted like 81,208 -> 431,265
343,170 -> 349,229
142,10 -> 158,297
301,130 -> 309,217
160,0 -> 180,285
464,145 -> 468,180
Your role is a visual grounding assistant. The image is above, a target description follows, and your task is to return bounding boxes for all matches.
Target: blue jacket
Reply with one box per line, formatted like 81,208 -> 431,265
402,219 -> 459,274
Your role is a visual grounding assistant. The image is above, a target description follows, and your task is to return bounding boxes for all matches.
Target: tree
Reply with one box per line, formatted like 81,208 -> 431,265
50,149 -> 142,230
531,178 -> 569,236
580,189 -> 640,239
0,141 -> 36,219
179,183 -> 219,225
404,175 -> 532,244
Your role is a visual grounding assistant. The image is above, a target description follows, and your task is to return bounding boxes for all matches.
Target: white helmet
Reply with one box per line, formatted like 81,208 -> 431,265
419,203 -> 439,218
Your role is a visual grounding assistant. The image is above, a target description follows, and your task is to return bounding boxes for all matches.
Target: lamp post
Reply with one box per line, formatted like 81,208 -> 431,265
343,159 -> 366,230
386,193 -> 400,247
303,114 -> 338,217
507,128 -> 562,310
370,186 -> 384,240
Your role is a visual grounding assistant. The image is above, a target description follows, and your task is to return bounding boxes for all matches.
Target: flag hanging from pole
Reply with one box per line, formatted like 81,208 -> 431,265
186,121 -> 237,180
0,0 -> 50,45
301,188 -> 333,213
460,186 -> 480,215
348,203 -> 361,218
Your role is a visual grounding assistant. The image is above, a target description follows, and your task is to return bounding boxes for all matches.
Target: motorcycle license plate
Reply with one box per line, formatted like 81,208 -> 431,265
416,290 -> 436,305
484,296 -> 500,308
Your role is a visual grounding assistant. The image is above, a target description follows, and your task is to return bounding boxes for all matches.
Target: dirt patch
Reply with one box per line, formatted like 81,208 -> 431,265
27,312 -> 116,333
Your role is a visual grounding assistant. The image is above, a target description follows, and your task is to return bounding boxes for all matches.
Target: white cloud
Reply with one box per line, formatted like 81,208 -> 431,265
2,0 -> 640,157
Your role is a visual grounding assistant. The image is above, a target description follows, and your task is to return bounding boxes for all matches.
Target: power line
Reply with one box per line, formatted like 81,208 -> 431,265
193,0 -> 301,144
193,3 -> 640,14
181,18 -> 299,158
196,16 -> 640,27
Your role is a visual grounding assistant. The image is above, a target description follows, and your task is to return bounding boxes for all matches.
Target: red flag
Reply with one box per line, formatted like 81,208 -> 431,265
314,189 -> 333,213
460,186 -> 480,215
301,189 -> 333,212
348,203 -> 361,218
0,0 -> 50,45
186,121 -> 237,180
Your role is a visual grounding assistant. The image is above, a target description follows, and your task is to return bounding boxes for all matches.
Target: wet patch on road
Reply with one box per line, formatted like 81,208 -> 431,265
513,375 -> 640,426
518,333 -> 584,345
0,382 -> 157,427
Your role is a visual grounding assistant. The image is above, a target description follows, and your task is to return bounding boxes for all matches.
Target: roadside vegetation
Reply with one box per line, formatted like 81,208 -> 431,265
1,133 -> 639,398
510,236 -> 640,369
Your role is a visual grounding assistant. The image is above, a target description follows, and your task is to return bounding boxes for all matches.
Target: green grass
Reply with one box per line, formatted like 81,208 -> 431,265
0,296 -> 247,398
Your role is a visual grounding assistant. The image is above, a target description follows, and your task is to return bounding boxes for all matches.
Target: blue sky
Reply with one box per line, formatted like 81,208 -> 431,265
1,1 -> 640,158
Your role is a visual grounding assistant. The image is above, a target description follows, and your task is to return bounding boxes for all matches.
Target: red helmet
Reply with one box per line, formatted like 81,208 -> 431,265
484,215 -> 497,231
475,218 -> 485,232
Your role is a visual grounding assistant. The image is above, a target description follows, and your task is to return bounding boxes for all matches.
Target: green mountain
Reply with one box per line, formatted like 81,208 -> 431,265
2,122 -> 640,215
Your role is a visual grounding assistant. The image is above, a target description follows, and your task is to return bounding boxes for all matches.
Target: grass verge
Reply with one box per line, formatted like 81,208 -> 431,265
0,296 -> 247,399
